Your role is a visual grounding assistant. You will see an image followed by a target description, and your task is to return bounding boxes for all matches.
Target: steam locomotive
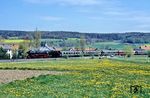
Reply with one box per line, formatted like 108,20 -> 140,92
27,50 -> 61,59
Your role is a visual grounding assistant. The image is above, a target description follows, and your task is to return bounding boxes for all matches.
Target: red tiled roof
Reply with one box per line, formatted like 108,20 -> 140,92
141,45 -> 150,50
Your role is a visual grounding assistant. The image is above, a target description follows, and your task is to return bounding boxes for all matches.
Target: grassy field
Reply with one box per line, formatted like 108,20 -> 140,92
2,38 -> 145,50
41,38 -> 135,49
0,59 -> 150,98
89,41 -> 139,49
3,39 -> 26,44
112,55 -> 150,64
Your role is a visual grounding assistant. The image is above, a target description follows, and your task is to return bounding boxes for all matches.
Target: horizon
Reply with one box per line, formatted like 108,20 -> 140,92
0,29 -> 150,34
1,0 -> 150,33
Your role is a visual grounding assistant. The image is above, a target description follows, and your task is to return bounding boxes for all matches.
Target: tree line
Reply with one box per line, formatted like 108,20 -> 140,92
0,30 -> 150,44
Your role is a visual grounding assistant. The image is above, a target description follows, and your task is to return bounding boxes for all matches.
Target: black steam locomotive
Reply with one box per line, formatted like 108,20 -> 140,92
27,50 -> 61,59
27,43 -> 62,59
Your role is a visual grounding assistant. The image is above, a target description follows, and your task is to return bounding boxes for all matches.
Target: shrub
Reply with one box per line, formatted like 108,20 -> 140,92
147,51 -> 150,57
0,47 -> 9,59
123,46 -> 133,58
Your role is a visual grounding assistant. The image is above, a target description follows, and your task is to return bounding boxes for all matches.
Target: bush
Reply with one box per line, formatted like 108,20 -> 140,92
127,54 -> 131,58
91,54 -> 94,59
123,46 -> 133,58
148,51 -> 150,57
64,55 -> 69,59
0,47 -> 9,59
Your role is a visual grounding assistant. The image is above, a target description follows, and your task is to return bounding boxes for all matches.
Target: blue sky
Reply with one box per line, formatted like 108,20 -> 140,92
0,0 -> 150,33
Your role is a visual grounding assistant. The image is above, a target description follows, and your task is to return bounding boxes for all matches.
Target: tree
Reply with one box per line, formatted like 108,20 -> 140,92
33,28 -> 41,48
80,36 -> 86,51
147,50 -> 150,57
0,47 -> 9,59
80,36 -> 86,57
75,39 -> 80,51
124,45 -> 133,57
18,41 -> 29,59
0,36 -> 4,43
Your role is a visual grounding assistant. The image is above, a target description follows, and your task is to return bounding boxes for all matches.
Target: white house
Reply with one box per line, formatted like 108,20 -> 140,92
6,49 -> 13,59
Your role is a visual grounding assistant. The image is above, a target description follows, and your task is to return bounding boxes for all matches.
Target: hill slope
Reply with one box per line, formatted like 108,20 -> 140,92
0,30 -> 150,43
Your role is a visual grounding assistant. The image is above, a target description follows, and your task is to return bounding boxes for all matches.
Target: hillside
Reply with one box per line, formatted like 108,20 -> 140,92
0,30 -> 150,43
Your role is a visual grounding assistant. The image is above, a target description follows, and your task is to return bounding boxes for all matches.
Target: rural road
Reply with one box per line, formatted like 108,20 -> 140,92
0,70 -> 64,84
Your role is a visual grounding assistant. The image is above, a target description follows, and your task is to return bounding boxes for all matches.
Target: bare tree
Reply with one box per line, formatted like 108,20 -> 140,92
147,50 -> 150,57
33,28 -> 41,48
80,36 -> 86,56
75,39 -> 80,51
18,37 -> 30,58
124,45 -> 133,57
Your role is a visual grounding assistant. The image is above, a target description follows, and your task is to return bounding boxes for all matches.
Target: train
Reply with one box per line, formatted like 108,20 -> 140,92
26,50 -> 123,59
26,43 -> 149,59
26,48 -> 148,59
27,50 -> 100,59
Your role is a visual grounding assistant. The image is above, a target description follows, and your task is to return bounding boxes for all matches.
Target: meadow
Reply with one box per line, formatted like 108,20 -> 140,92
89,41 -> 124,49
41,38 -> 140,49
3,39 -> 25,44
2,38 -> 141,50
0,58 -> 150,98
113,55 -> 150,64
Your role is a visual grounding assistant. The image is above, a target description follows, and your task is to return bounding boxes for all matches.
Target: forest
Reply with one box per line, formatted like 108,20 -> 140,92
0,30 -> 150,44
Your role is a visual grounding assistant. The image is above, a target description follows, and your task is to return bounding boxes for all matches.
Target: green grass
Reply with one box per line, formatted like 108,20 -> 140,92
0,59 -> 150,98
89,41 -> 138,49
3,39 -> 25,44
144,44 -> 150,46
67,38 -> 80,41
112,55 -> 150,64
41,38 -> 142,50
0,59 -> 100,71
41,39 -> 63,42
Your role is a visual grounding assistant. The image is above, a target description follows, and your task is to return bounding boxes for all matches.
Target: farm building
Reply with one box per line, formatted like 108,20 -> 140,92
140,45 -> 150,51
0,44 -> 19,59
0,44 -> 19,50
134,48 -> 147,55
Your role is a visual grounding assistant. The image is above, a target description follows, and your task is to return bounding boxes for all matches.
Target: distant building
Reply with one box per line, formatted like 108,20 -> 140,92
0,43 -> 19,50
0,44 -> 19,59
134,48 -> 147,55
6,50 -> 13,59
140,45 -> 150,51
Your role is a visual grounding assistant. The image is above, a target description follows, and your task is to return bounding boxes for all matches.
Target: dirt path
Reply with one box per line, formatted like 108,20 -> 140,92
0,70 -> 64,84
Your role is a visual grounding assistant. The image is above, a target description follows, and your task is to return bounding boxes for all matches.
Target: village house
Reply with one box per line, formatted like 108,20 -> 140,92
140,45 -> 150,51
0,43 -> 19,59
